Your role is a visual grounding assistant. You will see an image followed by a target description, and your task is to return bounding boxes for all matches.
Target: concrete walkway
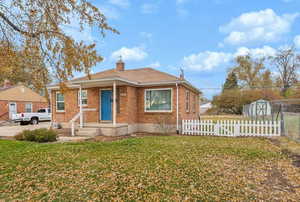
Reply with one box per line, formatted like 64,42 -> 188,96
0,122 -> 51,139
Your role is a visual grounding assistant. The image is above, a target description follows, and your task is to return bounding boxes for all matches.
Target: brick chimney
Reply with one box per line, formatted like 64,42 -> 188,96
3,79 -> 12,88
116,56 -> 125,71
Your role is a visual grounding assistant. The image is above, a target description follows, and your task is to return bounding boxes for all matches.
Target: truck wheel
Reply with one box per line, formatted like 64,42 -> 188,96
31,118 -> 39,125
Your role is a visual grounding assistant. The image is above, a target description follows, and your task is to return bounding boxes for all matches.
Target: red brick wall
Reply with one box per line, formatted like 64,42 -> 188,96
178,85 -> 200,121
0,100 -> 48,121
51,84 -> 200,125
51,88 -> 100,123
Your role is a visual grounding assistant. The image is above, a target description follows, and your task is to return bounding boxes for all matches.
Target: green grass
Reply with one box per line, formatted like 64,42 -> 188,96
0,136 -> 299,201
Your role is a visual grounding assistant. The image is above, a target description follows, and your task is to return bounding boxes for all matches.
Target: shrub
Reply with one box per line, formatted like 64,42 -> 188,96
16,128 -> 57,143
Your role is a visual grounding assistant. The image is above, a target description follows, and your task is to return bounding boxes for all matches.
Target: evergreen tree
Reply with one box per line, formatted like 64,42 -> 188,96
223,71 -> 238,91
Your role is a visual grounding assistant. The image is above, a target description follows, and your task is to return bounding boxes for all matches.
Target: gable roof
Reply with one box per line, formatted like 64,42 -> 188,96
0,85 -> 47,102
73,68 -> 180,83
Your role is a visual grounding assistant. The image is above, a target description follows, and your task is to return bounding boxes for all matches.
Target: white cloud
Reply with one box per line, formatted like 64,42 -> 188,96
234,46 -> 277,58
141,3 -> 158,14
182,51 -> 232,71
148,61 -> 161,68
182,46 -> 277,71
111,46 -> 148,61
294,35 -> 300,48
220,9 -> 299,45
108,0 -> 130,8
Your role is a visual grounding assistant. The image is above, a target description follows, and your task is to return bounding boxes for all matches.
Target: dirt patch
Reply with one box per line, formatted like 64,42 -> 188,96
281,149 -> 300,168
269,138 -> 300,168
54,128 -> 72,137
263,167 -> 299,193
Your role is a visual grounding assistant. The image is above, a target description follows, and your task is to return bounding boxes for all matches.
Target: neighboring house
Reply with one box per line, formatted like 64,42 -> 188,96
48,60 -> 201,136
0,80 -> 48,121
200,102 -> 212,114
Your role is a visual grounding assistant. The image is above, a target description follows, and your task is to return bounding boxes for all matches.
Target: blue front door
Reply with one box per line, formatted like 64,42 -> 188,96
101,90 -> 112,121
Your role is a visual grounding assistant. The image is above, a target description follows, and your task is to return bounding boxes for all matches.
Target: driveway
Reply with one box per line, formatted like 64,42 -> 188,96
0,122 -> 51,139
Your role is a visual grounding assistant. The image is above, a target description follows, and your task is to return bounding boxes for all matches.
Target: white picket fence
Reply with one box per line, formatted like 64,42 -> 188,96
182,120 -> 281,137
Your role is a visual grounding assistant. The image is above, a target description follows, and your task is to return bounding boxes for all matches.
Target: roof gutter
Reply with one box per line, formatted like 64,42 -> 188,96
47,78 -> 201,94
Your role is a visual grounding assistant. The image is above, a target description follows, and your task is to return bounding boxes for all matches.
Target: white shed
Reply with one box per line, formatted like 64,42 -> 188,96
243,99 -> 272,117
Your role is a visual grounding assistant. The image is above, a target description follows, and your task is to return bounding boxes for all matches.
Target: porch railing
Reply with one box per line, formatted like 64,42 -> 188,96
69,108 -> 96,136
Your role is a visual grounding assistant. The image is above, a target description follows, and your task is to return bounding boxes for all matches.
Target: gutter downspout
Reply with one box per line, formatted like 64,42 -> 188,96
79,85 -> 83,128
176,82 -> 179,134
49,89 -> 52,129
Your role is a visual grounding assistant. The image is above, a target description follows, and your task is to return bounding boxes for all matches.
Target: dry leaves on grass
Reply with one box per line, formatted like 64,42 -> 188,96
0,136 -> 300,201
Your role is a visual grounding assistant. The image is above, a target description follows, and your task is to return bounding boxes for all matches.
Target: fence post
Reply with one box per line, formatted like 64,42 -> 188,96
280,104 -> 285,136
214,120 -> 218,136
234,120 -> 240,137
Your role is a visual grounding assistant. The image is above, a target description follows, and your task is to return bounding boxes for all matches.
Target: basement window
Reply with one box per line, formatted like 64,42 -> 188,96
145,88 -> 172,112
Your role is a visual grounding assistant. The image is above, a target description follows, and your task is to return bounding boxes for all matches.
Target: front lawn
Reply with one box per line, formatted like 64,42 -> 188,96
0,136 -> 299,201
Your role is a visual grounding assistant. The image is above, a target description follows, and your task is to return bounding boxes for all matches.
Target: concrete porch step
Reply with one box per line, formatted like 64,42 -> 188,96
58,136 -> 92,142
76,127 -> 99,137
83,123 -> 128,128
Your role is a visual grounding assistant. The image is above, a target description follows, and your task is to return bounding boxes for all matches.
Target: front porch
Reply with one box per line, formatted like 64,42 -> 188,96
63,78 -> 135,137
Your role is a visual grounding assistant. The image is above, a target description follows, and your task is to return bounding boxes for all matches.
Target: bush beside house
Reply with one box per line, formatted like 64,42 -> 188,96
15,128 -> 57,143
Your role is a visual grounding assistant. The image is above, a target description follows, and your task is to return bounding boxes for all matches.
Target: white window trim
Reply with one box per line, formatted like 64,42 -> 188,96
186,90 -> 190,113
78,90 -> 88,107
25,103 -> 33,113
144,88 -> 173,113
56,92 -> 65,112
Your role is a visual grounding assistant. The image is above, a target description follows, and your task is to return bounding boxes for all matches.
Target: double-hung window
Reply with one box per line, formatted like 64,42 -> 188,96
25,103 -> 32,113
145,88 -> 172,112
56,92 -> 65,112
186,90 -> 190,112
78,90 -> 88,106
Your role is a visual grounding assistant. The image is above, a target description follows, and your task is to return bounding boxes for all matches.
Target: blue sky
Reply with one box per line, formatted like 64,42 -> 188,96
67,0 -> 300,99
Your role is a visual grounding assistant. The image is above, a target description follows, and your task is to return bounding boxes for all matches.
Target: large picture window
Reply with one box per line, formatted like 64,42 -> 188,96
78,90 -> 88,106
56,92 -> 65,112
145,89 -> 172,112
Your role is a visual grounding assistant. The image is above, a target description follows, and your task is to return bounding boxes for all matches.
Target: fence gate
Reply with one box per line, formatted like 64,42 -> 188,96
182,120 -> 281,137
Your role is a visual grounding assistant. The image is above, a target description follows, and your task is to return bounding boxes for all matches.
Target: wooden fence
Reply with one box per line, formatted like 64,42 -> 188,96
182,120 -> 281,137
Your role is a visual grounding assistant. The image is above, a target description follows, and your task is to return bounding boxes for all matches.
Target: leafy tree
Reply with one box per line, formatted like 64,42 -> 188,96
0,41 -> 51,100
260,70 -> 274,88
0,0 -> 118,85
271,47 -> 300,96
223,71 -> 238,91
232,55 -> 265,88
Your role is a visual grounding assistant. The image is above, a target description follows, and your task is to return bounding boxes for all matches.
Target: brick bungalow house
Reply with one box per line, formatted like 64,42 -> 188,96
48,60 -> 201,136
0,80 -> 48,121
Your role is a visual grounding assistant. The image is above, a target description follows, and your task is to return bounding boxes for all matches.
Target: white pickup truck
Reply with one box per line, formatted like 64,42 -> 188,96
12,108 -> 51,125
